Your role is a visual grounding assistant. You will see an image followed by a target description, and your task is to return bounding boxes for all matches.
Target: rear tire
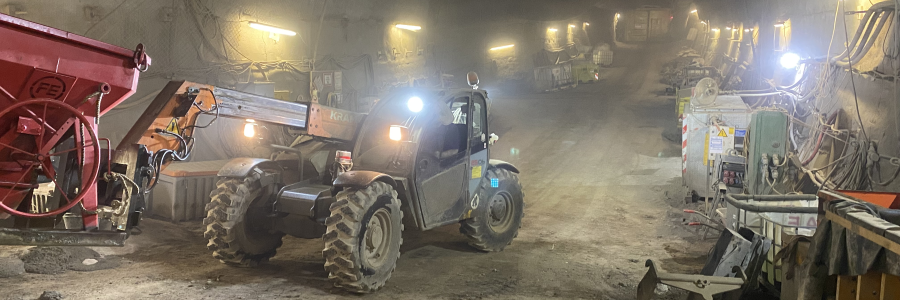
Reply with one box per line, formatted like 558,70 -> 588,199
322,181 -> 403,293
203,171 -> 284,267
460,168 -> 524,252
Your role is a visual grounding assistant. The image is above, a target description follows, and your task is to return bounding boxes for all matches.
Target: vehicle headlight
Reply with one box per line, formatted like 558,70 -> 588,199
390,125 -> 409,141
243,119 -> 257,137
408,97 -> 423,112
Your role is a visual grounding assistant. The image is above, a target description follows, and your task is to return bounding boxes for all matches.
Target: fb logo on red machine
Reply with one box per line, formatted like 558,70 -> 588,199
30,77 -> 67,99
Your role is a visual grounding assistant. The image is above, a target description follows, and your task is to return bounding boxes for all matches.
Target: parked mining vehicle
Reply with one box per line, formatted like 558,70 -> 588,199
198,72 -> 524,292
123,72 -> 524,292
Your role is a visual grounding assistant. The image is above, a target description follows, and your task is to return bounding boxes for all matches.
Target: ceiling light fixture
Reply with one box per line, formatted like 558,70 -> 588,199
249,22 -> 297,36
395,24 -> 422,31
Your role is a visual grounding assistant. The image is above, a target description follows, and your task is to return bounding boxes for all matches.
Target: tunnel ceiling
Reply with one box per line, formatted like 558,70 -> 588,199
694,0 -> 751,24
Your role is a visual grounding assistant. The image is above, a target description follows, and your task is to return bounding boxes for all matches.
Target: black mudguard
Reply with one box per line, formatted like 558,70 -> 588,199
217,157 -> 282,177
333,170 -> 397,189
489,159 -> 520,173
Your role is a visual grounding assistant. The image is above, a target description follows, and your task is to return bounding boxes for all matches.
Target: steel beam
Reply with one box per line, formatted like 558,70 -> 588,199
0,228 -> 126,246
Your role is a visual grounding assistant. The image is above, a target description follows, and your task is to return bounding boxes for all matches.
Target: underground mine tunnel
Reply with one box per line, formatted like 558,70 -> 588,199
1,0 -> 899,299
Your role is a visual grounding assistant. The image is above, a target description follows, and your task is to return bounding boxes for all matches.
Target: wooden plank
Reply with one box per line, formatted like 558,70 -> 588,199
826,211 -> 900,256
837,275 -> 857,300
882,273 -> 900,300
857,272 -> 881,300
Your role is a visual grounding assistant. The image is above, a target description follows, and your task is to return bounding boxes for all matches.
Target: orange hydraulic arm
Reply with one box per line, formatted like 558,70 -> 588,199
117,80 -> 362,174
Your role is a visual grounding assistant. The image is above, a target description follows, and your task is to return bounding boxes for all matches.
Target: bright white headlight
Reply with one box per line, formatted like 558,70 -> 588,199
408,97 -> 423,112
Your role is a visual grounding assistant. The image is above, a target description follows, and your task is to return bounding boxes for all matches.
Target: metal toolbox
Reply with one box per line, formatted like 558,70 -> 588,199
149,160 -> 231,222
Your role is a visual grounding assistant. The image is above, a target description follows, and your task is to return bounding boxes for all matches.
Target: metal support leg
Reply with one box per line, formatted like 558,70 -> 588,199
637,260 -> 746,300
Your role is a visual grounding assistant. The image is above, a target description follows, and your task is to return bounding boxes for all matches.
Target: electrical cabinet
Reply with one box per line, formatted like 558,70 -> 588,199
683,95 -> 751,198
746,111 -> 789,194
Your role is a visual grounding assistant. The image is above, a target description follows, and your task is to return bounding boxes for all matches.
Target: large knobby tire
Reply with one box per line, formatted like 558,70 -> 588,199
460,168 -> 524,252
203,171 -> 284,267
322,181 -> 403,293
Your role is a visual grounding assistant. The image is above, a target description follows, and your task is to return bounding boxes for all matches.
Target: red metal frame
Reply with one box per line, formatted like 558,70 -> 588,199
0,13 -> 149,229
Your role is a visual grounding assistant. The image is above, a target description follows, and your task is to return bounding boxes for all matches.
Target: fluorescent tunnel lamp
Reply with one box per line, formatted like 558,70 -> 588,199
490,44 -> 515,51
395,24 -> 421,31
249,22 -> 297,36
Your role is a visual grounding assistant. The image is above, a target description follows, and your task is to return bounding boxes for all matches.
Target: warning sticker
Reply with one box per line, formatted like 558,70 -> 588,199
166,118 -> 180,134
709,136 -> 724,154
471,165 -> 482,179
718,130 -> 728,137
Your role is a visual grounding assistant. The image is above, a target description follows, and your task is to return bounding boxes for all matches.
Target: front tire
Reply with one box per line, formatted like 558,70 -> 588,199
460,168 -> 524,252
203,171 -> 284,267
322,181 -> 403,293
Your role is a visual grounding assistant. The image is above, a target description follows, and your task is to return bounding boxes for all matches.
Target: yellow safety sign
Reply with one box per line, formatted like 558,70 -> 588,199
471,165 -> 482,179
166,118 -> 180,135
718,130 -> 728,137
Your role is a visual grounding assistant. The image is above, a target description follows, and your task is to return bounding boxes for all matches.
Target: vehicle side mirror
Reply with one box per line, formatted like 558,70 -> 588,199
489,133 -> 499,145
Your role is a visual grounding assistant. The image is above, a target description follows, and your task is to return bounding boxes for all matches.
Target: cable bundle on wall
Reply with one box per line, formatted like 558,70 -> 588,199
830,1 -> 896,69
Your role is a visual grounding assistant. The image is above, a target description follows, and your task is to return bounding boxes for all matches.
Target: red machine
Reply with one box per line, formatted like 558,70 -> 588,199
0,14 -> 150,245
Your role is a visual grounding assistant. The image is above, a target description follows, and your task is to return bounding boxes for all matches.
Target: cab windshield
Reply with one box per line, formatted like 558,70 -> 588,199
354,89 -> 444,169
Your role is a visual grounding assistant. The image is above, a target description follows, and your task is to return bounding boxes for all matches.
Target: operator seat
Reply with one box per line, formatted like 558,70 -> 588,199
439,124 -> 468,159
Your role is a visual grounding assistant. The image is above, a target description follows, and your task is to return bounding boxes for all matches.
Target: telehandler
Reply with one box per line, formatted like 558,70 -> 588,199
195,72 -> 524,292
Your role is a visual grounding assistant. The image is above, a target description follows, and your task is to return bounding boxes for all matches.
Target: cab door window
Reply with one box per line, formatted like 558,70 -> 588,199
470,96 -> 487,152
438,97 -> 469,161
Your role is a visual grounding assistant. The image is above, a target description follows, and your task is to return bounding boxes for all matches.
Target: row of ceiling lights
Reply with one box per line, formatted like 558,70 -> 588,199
546,22 -> 589,32
248,20 -> 516,53
691,8 -> 787,33
247,21 -> 423,37
689,8 -> 801,69
492,22 -> 588,51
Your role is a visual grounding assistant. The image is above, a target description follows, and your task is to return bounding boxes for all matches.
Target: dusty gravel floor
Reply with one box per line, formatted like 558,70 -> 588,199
0,42 -> 716,300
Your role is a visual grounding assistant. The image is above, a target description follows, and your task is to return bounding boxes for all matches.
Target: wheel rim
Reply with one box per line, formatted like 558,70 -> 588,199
243,190 -> 278,238
488,192 -> 515,232
0,99 -> 101,218
363,207 -> 392,268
